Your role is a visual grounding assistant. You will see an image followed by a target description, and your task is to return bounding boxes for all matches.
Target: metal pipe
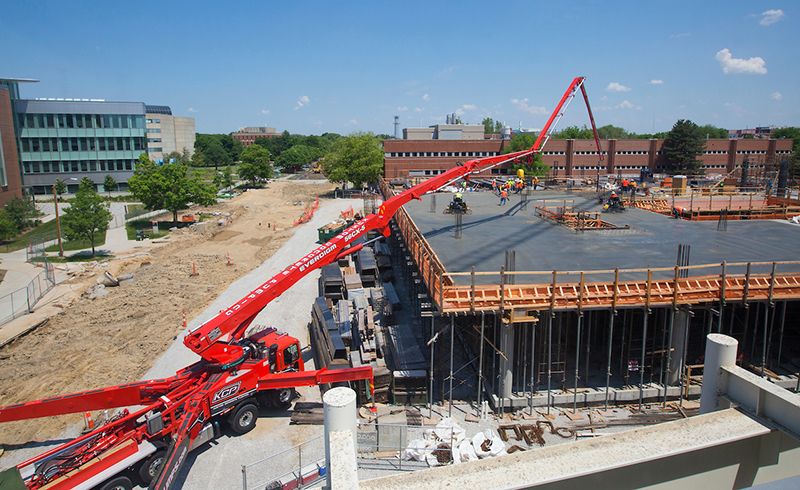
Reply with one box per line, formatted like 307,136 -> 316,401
639,309 -> 648,411
477,312 -> 485,412
680,309 -> 690,408
605,310 -> 615,411
574,313 -> 582,413
761,304 -> 769,378
429,315 -> 435,418
547,313 -> 553,415
663,308 -> 675,408
776,301 -> 786,372
530,316 -> 536,416
449,315 -> 455,416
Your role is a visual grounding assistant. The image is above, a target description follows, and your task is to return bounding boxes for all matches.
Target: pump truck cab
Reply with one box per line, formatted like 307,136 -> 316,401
0,77 -> 604,490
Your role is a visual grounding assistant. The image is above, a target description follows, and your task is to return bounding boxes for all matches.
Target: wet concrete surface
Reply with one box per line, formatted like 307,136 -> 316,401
405,190 -> 800,285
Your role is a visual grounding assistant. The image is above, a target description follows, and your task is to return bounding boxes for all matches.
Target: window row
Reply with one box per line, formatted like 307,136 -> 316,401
145,128 -> 161,133
704,151 -> 729,155
22,159 -> 136,174
19,113 -> 145,130
20,137 -> 146,153
702,165 -> 728,169
148,147 -> 163,152
386,151 -> 499,158
737,150 -> 767,154
615,151 -> 648,155
148,138 -> 162,143
146,119 -> 160,124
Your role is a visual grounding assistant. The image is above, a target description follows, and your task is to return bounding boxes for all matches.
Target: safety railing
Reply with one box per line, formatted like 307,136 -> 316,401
241,435 -> 325,490
0,265 -> 56,328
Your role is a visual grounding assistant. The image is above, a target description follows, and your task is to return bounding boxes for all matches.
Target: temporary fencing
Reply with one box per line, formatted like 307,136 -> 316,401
294,197 -> 321,226
241,435 -> 325,490
0,265 -> 56,328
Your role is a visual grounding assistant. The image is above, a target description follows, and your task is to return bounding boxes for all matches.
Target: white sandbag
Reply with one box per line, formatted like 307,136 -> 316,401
433,417 -> 465,444
488,436 -> 506,457
472,430 -> 492,458
457,439 -> 478,463
402,439 -> 430,462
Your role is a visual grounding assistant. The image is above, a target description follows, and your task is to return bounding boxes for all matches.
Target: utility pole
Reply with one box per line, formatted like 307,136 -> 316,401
52,185 -> 63,257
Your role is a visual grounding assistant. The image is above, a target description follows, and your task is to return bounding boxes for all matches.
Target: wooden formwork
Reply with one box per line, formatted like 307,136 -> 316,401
533,205 -> 629,231
630,192 -> 800,221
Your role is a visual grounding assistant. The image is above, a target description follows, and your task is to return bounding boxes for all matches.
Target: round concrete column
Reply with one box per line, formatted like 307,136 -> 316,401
323,387 -> 358,488
699,334 -> 738,415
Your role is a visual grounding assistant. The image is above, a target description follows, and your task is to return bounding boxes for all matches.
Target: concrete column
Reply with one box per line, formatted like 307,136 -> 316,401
700,334 -> 738,414
323,387 -> 359,489
499,320 -> 515,399
668,310 -> 690,385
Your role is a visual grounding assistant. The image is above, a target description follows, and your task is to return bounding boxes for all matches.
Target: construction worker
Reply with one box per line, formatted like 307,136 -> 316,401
533,177 -> 539,189
500,189 -> 508,206
621,178 -> 629,194
492,179 -> 497,191
454,192 -> 463,203
631,180 -> 638,195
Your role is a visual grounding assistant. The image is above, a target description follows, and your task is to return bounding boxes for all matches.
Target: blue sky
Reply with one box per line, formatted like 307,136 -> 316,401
2,1 -> 796,136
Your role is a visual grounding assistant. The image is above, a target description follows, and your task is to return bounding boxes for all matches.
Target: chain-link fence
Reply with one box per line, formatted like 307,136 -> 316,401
0,265 -> 56,328
356,422 -> 455,472
241,435 -> 326,490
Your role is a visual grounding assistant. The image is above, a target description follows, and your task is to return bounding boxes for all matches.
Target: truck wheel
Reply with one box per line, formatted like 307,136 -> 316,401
229,403 -> 258,434
272,388 -> 296,409
98,475 -> 132,490
137,450 -> 165,484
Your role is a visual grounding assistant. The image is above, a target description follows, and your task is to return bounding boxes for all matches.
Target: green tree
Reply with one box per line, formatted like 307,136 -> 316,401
214,165 -> 234,190
54,179 -> 67,196
129,153 -> 218,222
238,145 -> 273,186
482,118 -> 498,134
697,124 -> 729,139
103,174 -> 117,197
0,211 -> 17,249
60,179 -> 113,257
321,132 -> 384,188
772,127 -> 800,178
503,132 -> 538,153
275,145 -> 321,171
551,125 -> 595,139
203,142 -> 232,170
662,119 -> 706,175
4,195 -> 39,230
596,124 -> 630,139
511,153 -> 550,176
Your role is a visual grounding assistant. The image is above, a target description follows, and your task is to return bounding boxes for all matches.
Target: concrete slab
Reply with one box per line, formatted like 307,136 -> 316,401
404,190 -> 800,286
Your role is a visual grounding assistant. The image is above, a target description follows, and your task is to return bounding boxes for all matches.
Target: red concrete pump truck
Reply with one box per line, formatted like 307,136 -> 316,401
0,77 -> 602,490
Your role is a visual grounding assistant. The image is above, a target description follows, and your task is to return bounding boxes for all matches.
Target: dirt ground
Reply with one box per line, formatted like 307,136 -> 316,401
0,180 -> 337,448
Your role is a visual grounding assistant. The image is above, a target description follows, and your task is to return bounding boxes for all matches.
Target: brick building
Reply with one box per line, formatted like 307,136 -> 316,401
231,126 -> 279,147
0,82 -> 23,207
384,138 -> 793,180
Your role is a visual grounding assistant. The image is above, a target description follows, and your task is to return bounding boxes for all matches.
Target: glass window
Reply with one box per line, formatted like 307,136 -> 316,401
113,116 -> 121,128
26,114 -> 35,128
98,138 -> 106,151
21,139 -> 30,152
32,162 -> 40,173
31,138 -> 40,151
46,115 -> 55,128
41,139 -> 50,152
75,115 -> 84,128
116,137 -> 124,150
134,138 -> 143,151
58,115 -> 66,128
123,138 -> 130,150
121,116 -> 129,129
80,162 -> 88,172
70,138 -> 79,151
60,138 -> 69,151
132,116 -> 144,128
66,115 -> 74,128
125,160 -> 133,170
88,138 -> 96,151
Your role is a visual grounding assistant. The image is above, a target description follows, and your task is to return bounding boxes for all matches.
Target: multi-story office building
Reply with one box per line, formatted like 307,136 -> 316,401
145,105 -> 195,163
0,81 -> 24,207
15,99 -> 147,194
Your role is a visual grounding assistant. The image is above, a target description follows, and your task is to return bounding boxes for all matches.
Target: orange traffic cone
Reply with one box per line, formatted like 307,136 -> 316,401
182,310 -> 187,328
226,253 -> 232,266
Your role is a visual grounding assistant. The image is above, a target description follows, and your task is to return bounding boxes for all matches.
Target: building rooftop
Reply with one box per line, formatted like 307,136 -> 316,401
404,189 -> 800,286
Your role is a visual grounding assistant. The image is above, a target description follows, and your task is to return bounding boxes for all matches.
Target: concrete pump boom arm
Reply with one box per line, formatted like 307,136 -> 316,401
183,76 -> 602,366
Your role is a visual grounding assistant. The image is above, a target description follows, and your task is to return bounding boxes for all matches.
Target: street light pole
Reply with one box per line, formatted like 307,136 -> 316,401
52,185 -> 63,258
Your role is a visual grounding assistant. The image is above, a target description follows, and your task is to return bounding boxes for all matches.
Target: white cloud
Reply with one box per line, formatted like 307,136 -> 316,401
345,119 -> 358,126
260,109 -> 270,115
670,33 -> 690,38
771,92 -> 783,100
760,9 -> 785,26
436,66 -> 456,78
600,95 -> 608,101
724,102 -> 747,116
510,98 -> 547,115
422,94 -> 429,101
294,95 -> 310,110
606,82 -> 631,92
649,79 -> 664,85
455,108 -> 465,116
715,49 -> 767,75
461,104 -> 477,111
397,106 -> 408,111
188,107 -> 197,112
617,100 -> 634,109
414,107 -> 424,112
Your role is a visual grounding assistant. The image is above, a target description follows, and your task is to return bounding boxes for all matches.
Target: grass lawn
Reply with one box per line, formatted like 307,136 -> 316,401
125,219 -> 172,240
0,269 -> 6,283
0,219 -> 59,253
47,254 -> 114,263
44,230 -> 107,253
